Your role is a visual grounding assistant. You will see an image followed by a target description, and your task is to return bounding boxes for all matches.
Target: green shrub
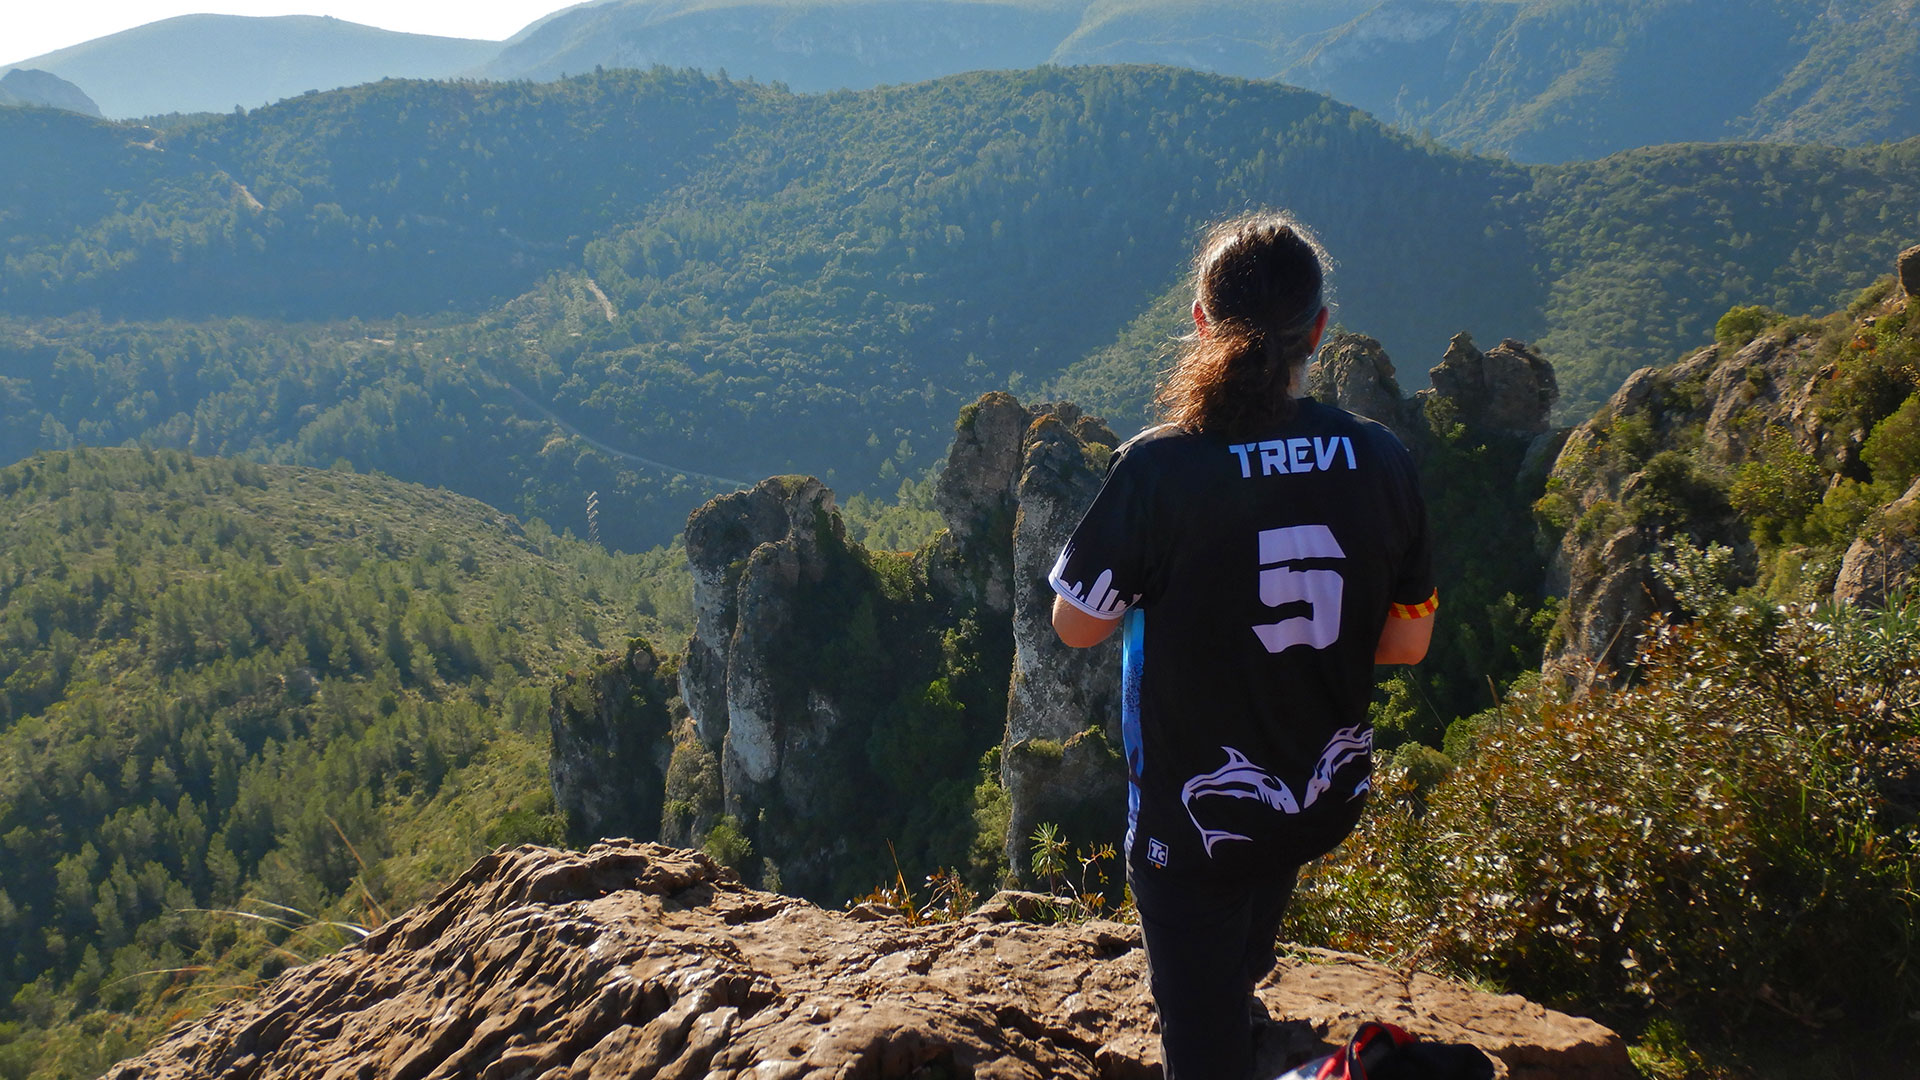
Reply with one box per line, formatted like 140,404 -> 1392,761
1532,487 -> 1577,536
1571,498 -> 1624,542
701,816 -> 754,871
1805,476 -> 1886,550
1863,392 -> 1920,493
1847,277 -> 1899,319
1291,598 -> 1920,1030
1367,672 -> 1424,752
1715,305 -> 1784,351
1608,411 -> 1659,468
1629,450 -> 1727,529
483,805 -> 564,849
1729,432 -> 1825,545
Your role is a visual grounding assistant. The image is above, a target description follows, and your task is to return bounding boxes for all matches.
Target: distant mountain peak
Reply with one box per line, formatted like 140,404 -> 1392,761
0,67 -> 101,117
11,14 -> 499,118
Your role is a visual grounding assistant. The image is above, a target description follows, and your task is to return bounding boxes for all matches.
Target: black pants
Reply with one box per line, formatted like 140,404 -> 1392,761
1128,852 -> 1300,1080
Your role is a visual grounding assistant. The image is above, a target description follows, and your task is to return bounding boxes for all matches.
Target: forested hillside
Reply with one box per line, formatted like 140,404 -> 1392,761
1293,0 -> 1920,162
493,0 -> 1920,161
5,65 -> 1918,548
0,448 -> 689,1078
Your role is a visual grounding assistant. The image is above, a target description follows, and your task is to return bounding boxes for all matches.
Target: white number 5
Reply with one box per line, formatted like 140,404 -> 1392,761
1252,525 -> 1344,653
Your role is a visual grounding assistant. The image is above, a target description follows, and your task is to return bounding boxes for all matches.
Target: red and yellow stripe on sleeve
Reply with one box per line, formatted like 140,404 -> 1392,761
1388,590 -> 1439,620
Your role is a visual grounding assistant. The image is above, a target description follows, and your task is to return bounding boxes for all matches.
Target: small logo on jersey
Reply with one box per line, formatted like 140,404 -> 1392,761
1147,838 -> 1169,868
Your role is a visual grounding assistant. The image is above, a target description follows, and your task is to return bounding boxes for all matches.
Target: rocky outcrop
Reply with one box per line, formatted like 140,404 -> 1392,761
1420,334 -> 1557,437
105,842 -> 1636,1080
925,391 -> 1031,618
660,395 -> 1127,895
1540,340 -> 1784,683
1309,332 -> 1414,435
1539,264 -> 1919,683
549,638 -> 679,843
576,345 -> 1571,894
997,403 -> 1127,876
1902,244 -> 1920,298
682,476 -> 843,797
676,475 -> 894,893
1309,330 -> 1559,447
915,391 -> 1135,875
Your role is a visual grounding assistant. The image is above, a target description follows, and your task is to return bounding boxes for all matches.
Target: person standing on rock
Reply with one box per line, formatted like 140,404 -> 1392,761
1049,210 -> 1437,1080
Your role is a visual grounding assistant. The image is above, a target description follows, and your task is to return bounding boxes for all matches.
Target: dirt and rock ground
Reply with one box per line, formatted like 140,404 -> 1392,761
105,843 -> 1633,1080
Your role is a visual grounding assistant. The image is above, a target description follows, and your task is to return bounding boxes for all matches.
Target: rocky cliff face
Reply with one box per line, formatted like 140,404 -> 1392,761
611,396 -> 1133,897
681,476 -> 845,804
673,475 -> 935,896
104,841 -> 1635,1080
941,396 -> 1129,878
1836,476 -> 1920,609
1424,334 -> 1558,439
1539,258 -> 1920,684
1308,332 -> 1413,434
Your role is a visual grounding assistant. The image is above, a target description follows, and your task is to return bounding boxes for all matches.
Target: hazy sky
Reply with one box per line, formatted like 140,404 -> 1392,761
4,2 -> 578,63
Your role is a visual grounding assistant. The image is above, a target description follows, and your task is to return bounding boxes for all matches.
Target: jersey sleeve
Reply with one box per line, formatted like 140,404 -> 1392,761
1049,445 -> 1156,620
1386,455 -> 1438,620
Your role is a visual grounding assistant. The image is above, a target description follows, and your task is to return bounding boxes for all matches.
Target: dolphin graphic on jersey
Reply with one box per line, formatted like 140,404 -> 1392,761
1180,731 -> 1375,857
1301,723 -> 1372,809
1180,746 -> 1300,856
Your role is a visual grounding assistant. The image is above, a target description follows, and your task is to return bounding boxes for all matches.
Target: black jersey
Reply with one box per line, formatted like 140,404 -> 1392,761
1050,398 -> 1435,878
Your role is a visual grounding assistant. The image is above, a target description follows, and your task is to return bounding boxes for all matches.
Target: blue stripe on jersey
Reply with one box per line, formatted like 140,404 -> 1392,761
1121,607 -> 1145,858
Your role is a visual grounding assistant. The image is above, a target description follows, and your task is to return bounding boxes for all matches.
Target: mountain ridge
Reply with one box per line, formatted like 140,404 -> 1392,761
1288,0 -> 1920,162
6,14 -> 500,118
14,0 -> 1920,159
0,68 -> 100,117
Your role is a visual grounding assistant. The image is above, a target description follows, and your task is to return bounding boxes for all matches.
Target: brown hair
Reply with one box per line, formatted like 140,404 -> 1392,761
1154,211 -> 1330,438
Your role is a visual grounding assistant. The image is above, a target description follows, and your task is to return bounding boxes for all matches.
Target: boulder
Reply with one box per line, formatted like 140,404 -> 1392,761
1901,244 -> 1920,299
104,842 -> 1636,1080
1834,477 -> 1920,608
